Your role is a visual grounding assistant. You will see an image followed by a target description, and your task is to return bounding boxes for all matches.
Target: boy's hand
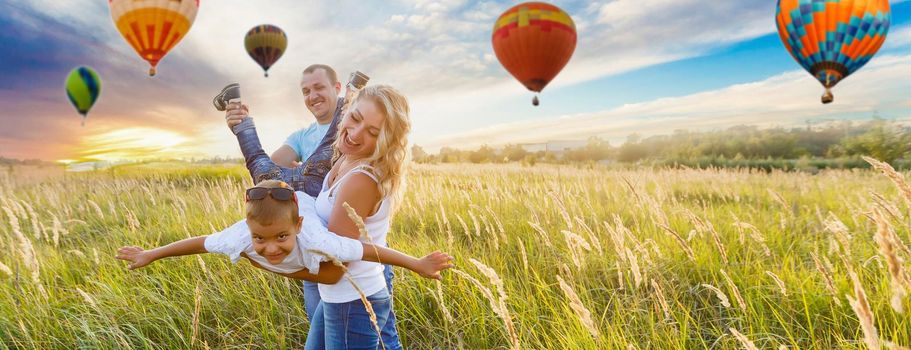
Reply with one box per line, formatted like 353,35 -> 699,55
225,102 -> 249,129
116,246 -> 156,270
415,251 -> 454,280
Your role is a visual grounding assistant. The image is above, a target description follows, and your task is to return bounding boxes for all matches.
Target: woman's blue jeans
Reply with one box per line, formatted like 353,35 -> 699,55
303,265 -> 402,350
304,288 -> 392,350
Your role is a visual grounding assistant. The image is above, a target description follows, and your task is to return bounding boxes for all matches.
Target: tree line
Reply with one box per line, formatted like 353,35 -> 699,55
412,119 -> 911,170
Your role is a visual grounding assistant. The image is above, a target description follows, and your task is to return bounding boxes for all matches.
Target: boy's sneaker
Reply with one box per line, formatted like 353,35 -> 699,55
213,83 -> 241,111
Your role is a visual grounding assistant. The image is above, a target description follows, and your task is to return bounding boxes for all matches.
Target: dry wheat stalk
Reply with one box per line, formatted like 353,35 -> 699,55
765,271 -> 788,296
658,224 -> 695,262
733,222 -> 771,257
517,237 -> 528,271
871,209 -> 911,313
701,283 -> 731,308
864,156 -> 911,207
562,230 -> 591,269
729,327 -> 759,350
191,283 -> 202,346
556,275 -> 599,338
0,261 -> 11,277
457,215 -> 472,243
22,201 -> 41,240
626,248 -> 643,288
434,280 -> 454,323
708,224 -> 730,265
76,288 -> 97,308
872,192 -> 905,222
4,206 -> 39,284
720,269 -> 746,311
810,252 -> 843,306
528,221 -> 554,249
452,268 -> 520,350
823,213 -> 853,251
468,210 -> 481,237
846,270 -> 879,350
651,279 -> 671,320
885,341 -> 911,350
51,215 -> 62,247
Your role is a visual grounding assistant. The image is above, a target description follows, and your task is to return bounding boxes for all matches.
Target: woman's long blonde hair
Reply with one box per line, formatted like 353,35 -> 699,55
334,85 -> 411,211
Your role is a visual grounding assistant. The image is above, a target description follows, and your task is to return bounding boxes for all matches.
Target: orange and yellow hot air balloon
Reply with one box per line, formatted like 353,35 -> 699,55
492,2 -> 576,106
776,0 -> 891,104
109,0 -> 199,76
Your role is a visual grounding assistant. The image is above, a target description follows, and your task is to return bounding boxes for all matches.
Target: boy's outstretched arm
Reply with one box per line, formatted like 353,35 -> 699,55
116,237 -> 208,270
243,254 -> 346,284
359,245 -> 454,280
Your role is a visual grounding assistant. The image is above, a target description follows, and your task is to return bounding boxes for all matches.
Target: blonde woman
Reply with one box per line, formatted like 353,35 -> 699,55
227,85 -> 414,349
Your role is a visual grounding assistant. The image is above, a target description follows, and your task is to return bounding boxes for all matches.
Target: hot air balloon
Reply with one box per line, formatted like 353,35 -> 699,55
492,2 -> 576,106
109,0 -> 199,76
776,0 -> 891,104
245,25 -> 288,77
65,66 -> 101,126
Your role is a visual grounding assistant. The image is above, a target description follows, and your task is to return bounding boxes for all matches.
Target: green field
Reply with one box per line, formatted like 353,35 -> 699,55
1,162 -> 910,349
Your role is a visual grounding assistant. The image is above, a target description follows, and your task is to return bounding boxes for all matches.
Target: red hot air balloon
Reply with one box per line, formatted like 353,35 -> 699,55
492,2 -> 577,106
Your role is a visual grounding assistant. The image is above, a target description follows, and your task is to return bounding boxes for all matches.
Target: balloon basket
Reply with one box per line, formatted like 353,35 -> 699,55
821,89 -> 834,104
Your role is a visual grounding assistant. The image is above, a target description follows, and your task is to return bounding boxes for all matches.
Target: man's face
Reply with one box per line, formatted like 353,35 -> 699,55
248,217 -> 301,264
300,69 -> 341,122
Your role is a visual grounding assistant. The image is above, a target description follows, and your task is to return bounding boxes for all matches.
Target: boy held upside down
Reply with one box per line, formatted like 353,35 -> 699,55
116,180 -> 454,282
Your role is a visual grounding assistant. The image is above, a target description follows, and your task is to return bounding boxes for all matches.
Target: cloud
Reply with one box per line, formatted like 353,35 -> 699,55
2,0 -> 907,161
887,25 -> 911,48
428,53 -> 911,149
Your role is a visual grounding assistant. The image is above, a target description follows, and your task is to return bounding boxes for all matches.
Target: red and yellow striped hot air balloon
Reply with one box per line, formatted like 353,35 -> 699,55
492,2 -> 576,106
109,0 -> 199,76
776,0 -> 891,104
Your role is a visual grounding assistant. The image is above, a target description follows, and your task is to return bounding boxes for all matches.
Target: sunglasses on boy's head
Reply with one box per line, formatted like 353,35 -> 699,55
245,187 -> 297,204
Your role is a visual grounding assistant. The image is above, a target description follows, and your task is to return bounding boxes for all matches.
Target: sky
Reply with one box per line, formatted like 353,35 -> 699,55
1,0 -> 910,162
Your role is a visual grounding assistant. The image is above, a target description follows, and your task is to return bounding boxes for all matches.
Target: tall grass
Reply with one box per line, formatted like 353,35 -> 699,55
1,162 -> 910,348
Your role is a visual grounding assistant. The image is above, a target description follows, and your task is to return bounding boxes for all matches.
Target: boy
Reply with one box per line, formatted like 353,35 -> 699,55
116,180 -> 453,282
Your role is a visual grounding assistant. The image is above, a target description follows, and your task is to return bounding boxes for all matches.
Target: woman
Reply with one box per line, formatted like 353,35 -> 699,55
227,85 -> 412,349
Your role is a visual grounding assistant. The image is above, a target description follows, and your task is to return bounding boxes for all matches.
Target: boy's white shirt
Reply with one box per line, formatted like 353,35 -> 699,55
204,192 -> 363,274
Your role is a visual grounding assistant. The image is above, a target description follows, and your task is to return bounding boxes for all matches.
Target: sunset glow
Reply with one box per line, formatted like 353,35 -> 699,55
69,127 -> 201,162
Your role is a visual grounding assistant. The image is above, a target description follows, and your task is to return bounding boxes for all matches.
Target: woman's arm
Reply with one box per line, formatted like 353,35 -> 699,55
116,237 -> 208,270
327,173 -> 382,240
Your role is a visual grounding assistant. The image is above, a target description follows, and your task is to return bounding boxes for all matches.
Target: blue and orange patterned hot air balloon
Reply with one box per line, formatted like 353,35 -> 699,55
776,0 -> 891,104
109,0 -> 199,76
245,25 -> 288,77
492,2 -> 576,106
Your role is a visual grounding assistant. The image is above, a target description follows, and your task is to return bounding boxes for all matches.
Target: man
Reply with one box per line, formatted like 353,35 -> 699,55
227,64 -> 342,167
223,65 -> 404,350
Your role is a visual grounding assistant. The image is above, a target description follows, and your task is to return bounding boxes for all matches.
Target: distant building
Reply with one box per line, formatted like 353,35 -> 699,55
66,161 -> 111,172
519,140 -> 587,154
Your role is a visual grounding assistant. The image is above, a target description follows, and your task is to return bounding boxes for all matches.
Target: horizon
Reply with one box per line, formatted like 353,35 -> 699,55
2,0 -> 910,162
